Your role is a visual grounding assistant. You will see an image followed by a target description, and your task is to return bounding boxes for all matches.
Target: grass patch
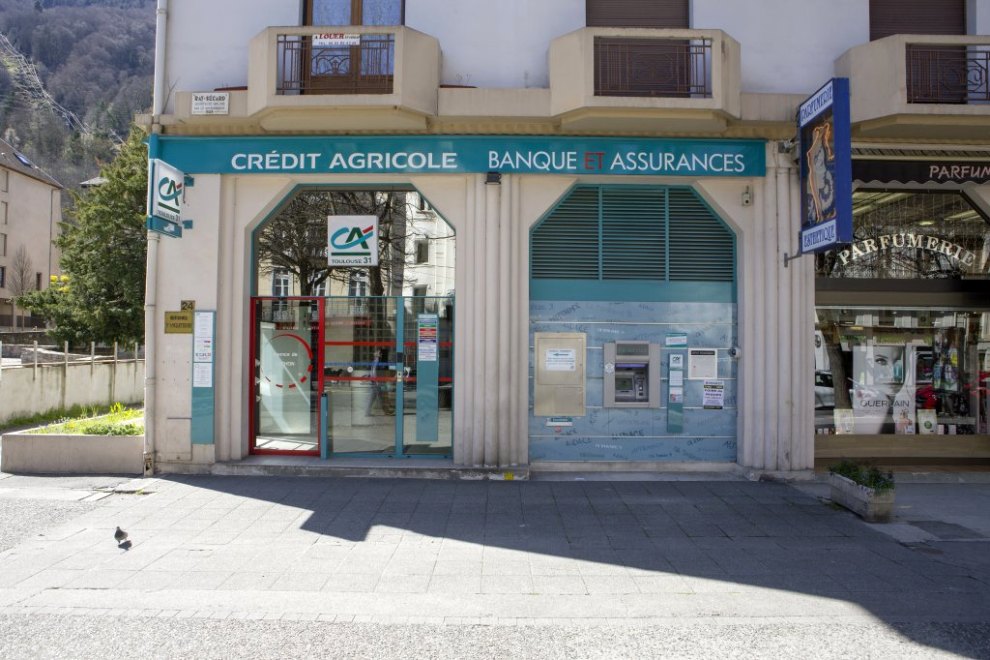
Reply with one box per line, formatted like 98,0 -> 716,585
0,403 -> 134,434
21,402 -> 144,436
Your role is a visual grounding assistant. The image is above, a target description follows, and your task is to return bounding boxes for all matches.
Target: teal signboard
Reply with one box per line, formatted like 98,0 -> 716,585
157,136 -> 765,177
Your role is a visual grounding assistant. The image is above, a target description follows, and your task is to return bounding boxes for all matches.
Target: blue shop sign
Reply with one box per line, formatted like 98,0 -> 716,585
157,135 -> 766,177
798,78 -> 853,253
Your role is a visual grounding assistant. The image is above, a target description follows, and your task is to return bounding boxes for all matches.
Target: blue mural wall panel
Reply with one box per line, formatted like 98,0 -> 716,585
530,300 -> 737,462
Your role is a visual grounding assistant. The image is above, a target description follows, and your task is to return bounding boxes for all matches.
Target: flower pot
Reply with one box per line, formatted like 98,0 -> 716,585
828,472 -> 895,523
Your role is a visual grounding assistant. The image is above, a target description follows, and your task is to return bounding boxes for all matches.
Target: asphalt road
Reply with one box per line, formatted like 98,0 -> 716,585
1,615 -> 989,659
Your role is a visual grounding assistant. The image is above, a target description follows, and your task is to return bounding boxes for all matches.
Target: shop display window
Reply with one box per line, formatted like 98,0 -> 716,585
815,190 -> 990,440
815,308 -> 990,436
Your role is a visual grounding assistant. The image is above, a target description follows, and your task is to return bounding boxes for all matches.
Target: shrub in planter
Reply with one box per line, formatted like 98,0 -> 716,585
828,460 -> 895,523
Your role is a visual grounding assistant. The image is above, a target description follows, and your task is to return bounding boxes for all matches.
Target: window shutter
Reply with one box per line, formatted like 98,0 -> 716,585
531,185 -> 733,287
601,187 -> 665,280
869,0 -> 965,40
667,189 -> 734,282
531,186 -> 600,279
587,0 -> 689,28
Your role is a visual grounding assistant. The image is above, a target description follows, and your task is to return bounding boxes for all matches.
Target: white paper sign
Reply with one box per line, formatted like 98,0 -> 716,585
669,370 -> 684,387
191,92 -> 229,116
702,380 -> 725,409
688,349 -> 718,380
417,314 -> 438,362
193,362 -> 213,388
193,312 -> 214,362
545,348 -> 576,371
313,33 -> 361,47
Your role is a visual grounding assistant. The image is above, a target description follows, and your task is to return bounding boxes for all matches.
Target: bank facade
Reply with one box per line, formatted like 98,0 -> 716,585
140,0 -> 990,476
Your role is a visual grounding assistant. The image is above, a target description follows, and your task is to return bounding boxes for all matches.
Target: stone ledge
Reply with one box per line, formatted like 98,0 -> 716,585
0,432 -> 144,475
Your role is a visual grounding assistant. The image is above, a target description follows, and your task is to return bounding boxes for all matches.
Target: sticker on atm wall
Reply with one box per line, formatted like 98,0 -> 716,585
666,334 -> 688,347
546,417 -> 573,427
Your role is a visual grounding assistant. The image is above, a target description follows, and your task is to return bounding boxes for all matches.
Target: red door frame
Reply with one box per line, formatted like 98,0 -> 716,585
249,296 -> 325,456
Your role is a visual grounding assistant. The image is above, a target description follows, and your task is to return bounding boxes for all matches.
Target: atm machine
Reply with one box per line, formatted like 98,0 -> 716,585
604,341 -> 660,408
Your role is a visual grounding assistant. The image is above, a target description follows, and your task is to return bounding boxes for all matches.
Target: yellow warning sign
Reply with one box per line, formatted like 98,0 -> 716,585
164,311 -> 194,334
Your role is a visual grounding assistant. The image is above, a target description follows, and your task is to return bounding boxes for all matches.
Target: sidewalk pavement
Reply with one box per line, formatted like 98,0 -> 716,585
0,471 -> 988,657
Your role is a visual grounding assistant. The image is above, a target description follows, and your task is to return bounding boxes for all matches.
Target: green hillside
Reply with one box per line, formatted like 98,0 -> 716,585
0,0 -> 154,191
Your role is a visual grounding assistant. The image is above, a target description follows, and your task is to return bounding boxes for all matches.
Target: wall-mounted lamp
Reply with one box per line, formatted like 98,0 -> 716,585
485,171 -> 502,185
741,185 -> 752,207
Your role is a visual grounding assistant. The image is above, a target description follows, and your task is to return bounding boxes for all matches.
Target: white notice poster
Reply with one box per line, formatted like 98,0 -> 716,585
193,311 -> 214,362
545,348 -> 576,371
702,380 -> 725,409
688,349 -> 718,380
193,362 -> 213,388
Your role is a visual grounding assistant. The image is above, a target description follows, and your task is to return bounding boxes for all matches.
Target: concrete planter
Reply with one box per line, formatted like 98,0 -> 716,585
0,431 -> 144,475
828,472 -> 895,523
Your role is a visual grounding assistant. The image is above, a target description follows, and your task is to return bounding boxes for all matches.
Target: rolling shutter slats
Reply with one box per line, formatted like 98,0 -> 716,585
587,0 -> 689,29
869,0 -> 965,40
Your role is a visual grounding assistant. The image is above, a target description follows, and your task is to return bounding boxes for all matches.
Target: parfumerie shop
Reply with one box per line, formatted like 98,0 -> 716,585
836,233 -> 978,267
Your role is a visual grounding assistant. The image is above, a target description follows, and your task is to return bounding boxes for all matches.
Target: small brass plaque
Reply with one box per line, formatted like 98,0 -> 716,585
180,300 -> 196,311
164,311 -> 194,334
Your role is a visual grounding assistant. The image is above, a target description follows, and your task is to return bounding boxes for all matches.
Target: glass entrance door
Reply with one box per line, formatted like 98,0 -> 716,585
250,295 -> 453,457
322,295 -> 454,457
250,298 -> 323,454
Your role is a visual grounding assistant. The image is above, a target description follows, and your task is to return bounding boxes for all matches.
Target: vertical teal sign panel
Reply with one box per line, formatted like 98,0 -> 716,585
191,310 -> 215,444
667,350 -> 686,434
416,314 -> 439,442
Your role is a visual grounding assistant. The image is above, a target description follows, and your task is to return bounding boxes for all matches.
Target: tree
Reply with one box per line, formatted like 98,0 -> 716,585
19,127 -> 147,345
256,190 -> 409,296
7,244 -> 35,328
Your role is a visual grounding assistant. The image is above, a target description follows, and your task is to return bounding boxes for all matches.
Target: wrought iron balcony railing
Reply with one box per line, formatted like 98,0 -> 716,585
907,44 -> 990,104
277,33 -> 395,95
594,36 -> 712,98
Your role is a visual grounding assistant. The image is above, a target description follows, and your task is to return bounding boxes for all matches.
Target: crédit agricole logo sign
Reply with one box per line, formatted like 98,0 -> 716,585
328,215 -> 378,267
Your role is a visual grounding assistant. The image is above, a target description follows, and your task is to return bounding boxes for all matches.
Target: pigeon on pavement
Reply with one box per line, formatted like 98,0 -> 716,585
114,527 -> 128,544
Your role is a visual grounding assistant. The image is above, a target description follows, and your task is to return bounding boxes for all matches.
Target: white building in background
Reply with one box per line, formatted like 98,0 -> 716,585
140,0 -> 990,476
0,138 -> 61,328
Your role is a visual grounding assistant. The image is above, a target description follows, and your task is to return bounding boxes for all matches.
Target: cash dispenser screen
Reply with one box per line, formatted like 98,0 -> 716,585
614,365 -> 648,402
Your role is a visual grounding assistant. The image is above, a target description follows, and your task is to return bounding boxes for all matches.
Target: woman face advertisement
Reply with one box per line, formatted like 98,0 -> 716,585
851,344 -> 910,434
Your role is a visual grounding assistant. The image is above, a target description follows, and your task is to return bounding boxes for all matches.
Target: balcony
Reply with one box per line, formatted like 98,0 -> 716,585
836,35 -> 990,140
549,28 -> 741,133
244,26 -> 440,132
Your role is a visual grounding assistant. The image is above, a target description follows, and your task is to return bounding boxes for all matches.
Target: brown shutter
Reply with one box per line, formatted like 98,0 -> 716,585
870,0 -> 965,40
587,0 -> 689,28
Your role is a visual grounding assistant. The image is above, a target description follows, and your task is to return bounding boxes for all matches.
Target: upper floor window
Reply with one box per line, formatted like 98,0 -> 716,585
0,169 -> 7,192
306,0 -> 403,26
869,0 -> 965,40
0,201 -> 7,225
273,270 -> 292,297
586,0 -> 688,28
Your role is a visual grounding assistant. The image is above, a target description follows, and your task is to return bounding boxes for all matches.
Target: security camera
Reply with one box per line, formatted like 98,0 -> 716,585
728,346 -> 742,359
778,138 -> 797,153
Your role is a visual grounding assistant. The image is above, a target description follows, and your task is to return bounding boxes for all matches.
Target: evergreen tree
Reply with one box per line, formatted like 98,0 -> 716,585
19,128 -> 148,345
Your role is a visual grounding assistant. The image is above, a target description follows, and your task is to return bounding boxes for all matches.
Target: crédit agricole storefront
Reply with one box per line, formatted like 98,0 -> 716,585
148,134 -> 785,472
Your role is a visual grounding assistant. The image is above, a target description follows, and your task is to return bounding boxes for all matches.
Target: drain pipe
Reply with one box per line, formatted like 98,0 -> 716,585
144,0 -> 168,476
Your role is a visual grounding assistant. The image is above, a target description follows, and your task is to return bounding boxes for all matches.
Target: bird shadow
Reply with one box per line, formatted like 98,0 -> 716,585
117,540 -> 132,551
